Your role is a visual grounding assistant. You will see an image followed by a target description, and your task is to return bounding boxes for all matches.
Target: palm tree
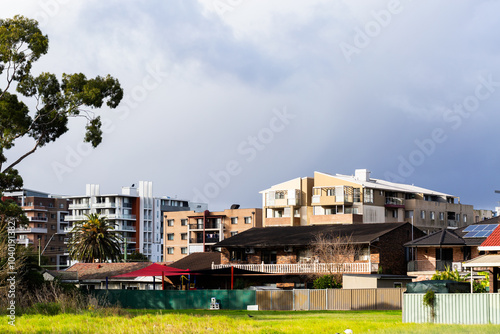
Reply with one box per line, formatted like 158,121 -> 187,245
68,213 -> 122,263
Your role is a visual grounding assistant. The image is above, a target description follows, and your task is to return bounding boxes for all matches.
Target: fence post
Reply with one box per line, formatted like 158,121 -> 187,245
293,289 -> 295,311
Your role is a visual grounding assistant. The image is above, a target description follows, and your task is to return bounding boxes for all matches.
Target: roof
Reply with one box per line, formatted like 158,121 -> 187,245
463,254 -> 500,268
65,262 -> 151,280
479,224 -> 500,250
112,263 -> 191,277
169,252 -> 221,271
405,217 -> 500,248
213,222 -> 410,248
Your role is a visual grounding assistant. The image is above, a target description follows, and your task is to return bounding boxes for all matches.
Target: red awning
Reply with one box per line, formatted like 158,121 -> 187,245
112,263 -> 192,277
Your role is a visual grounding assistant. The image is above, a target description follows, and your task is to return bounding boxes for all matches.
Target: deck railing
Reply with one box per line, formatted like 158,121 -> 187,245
212,262 -> 371,274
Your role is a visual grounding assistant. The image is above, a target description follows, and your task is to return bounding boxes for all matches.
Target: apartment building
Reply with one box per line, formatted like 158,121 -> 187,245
163,208 -> 262,262
261,169 -> 474,233
65,182 -> 207,262
4,189 -> 70,269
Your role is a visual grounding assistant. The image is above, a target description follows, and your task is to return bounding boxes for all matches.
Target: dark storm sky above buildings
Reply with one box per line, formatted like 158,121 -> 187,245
3,1 -> 500,211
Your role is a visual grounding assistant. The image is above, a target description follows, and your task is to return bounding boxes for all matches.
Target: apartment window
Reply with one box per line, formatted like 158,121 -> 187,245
181,219 -> 187,226
430,211 -> 435,220
439,212 -> 444,221
275,191 -> 285,199
463,215 -> 467,223
167,220 -> 174,227
405,210 -> 414,219
392,210 -> 398,218
326,188 -> 334,196
231,217 -> 238,224
244,217 -> 251,224
50,214 -> 56,219
59,204 -> 64,208
167,233 -> 174,241
181,233 -> 187,240
181,247 -> 187,254
456,214 -> 460,222
167,247 -> 174,254
364,189 -> 374,203
353,188 -> 361,202
51,225 -> 56,230
420,210 -> 425,219
231,231 -> 238,237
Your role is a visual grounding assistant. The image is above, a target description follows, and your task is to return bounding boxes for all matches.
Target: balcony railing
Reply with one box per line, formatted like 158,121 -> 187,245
189,223 -> 221,230
213,262 -> 372,274
385,197 -> 405,207
190,237 -> 220,244
15,227 -> 48,234
114,225 -> 136,231
407,260 -> 463,272
93,202 -> 116,208
16,239 -> 33,245
27,216 -> 48,222
107,214 -> 136,220
65,215 -> 86,221
68,203 -> 90,210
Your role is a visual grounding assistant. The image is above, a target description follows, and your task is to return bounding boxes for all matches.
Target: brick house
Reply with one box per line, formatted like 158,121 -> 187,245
405,216 -> 500,281
212,222 -> 424,276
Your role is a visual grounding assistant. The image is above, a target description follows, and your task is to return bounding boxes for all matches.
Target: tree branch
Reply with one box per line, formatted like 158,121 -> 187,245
2,138 -> 42,173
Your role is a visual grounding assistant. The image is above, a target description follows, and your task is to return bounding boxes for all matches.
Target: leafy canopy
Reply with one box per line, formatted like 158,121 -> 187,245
0,15 -> 123,190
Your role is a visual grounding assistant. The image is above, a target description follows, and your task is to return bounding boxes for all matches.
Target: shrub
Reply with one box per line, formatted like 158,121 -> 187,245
313,274 -> 341,289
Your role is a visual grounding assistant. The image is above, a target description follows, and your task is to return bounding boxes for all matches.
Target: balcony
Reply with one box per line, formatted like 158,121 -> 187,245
27,216 -> 48,222
63,226 -> 74,233
121,237 -> 136,243
16,239 -> 33,245
266,189 -> 301,207
68,203 -> 90,210
190,237 -> 220,244
15,227 -> 48,234
407,260 -> 463,272
213,262 -> 372,274
93,202 -> 116,209
312,186 -> 354,206
65,215 -> 86,221
385,197 -> 405,208
107,214 -> 136,220
189,223 -> 221,230
114,224 -> 136,232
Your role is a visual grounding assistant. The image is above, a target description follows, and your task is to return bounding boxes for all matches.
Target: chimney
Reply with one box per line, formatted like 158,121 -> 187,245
355,169 -> 371,182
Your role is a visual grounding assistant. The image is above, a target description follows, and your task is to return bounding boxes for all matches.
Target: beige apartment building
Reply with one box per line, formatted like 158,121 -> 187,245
261,169 -> 474,233
163,208 -> 262,262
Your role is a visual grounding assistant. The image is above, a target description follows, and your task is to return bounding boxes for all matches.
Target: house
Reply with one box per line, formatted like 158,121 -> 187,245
212,222 -> 425,277
342,274 -> 416,289
163,208 -> 262,262
261,169 -> 475,233
65,182 -> 207,262
405,216 -> 500,281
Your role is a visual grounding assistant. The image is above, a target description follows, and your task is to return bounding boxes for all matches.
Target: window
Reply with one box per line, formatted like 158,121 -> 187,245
275,191 -> 285,199
463,215 -> 467,223
244,217 -> 252,224
363,189 -> 373,203
430,211 -> 435,220
420,210 -> 425,219
392,210 -> 398,218
167,220 -> 174,227
456,214 -> 460,222
181,233 -> 187,240
167,247 -> 174,254
405,210 -> 414,219
231,231 -> 238,237
181,219 -> 187,226
181,247 -> 187,254
326,188 -> 334,196
59,203 -> 64,208
439,212 -> 444,221
50,214 -> 56,219
353,188 -> 361,202
51,225 -> 56,230
167,233 -> 174,241
231,217 -> 238,224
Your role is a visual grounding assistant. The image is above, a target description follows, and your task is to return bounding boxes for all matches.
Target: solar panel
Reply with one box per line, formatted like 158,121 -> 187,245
463,224 -> 499,238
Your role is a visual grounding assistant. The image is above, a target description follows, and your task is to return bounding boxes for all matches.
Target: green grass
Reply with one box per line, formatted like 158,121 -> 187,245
2,309 -> 500,333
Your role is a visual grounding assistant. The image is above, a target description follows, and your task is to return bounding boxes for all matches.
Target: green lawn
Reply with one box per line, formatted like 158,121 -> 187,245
2,310 -> 500,333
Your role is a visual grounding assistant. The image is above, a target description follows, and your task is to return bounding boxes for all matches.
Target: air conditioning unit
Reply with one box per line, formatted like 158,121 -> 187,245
284,246 -> 293,253
245,247 -> 255,254
452,262 -> 462,271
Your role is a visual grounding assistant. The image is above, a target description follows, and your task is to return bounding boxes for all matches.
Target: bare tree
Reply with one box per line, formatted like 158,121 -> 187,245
309,232 -> 359,278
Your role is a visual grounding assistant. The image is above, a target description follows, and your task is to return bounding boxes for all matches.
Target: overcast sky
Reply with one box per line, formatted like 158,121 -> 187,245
2,0 -> 500,212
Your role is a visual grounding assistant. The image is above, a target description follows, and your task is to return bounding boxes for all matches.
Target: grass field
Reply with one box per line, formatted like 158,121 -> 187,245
2,309 -> 500,333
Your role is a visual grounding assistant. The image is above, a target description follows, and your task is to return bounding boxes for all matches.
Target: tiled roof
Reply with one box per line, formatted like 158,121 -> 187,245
214,222 -> 410,248
480,225 -> 500,248
65,262 -> 151,280
169,252 -> 221,271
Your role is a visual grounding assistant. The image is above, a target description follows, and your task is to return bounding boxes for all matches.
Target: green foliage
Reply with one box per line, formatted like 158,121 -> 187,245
68,213 -> 122,263
432,266 -> 488,293
422,289 -> 436,321
0,15 -> 123,190
313,274 -> 341,289
28,302 -> 62,316
126,251 -> 149,262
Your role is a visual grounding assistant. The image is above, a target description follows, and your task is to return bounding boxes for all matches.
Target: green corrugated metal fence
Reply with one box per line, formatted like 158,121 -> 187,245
93,290 -> 255,310
403,293 -> 500,324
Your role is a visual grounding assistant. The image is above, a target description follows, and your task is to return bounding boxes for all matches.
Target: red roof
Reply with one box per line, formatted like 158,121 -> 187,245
480,225 -> 500,248
66,262 -> 151,280
112,263 -> 192,277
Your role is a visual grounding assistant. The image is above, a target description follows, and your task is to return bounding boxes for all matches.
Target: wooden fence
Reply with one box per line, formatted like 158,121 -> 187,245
256,288 -> 405,311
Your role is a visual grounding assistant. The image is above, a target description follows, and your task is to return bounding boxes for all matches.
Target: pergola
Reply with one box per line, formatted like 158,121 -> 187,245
463,254 -> 500,293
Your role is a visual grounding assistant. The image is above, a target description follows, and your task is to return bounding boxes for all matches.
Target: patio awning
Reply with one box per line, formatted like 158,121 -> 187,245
463,254 -> 500,268
112,263 -> 192,277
